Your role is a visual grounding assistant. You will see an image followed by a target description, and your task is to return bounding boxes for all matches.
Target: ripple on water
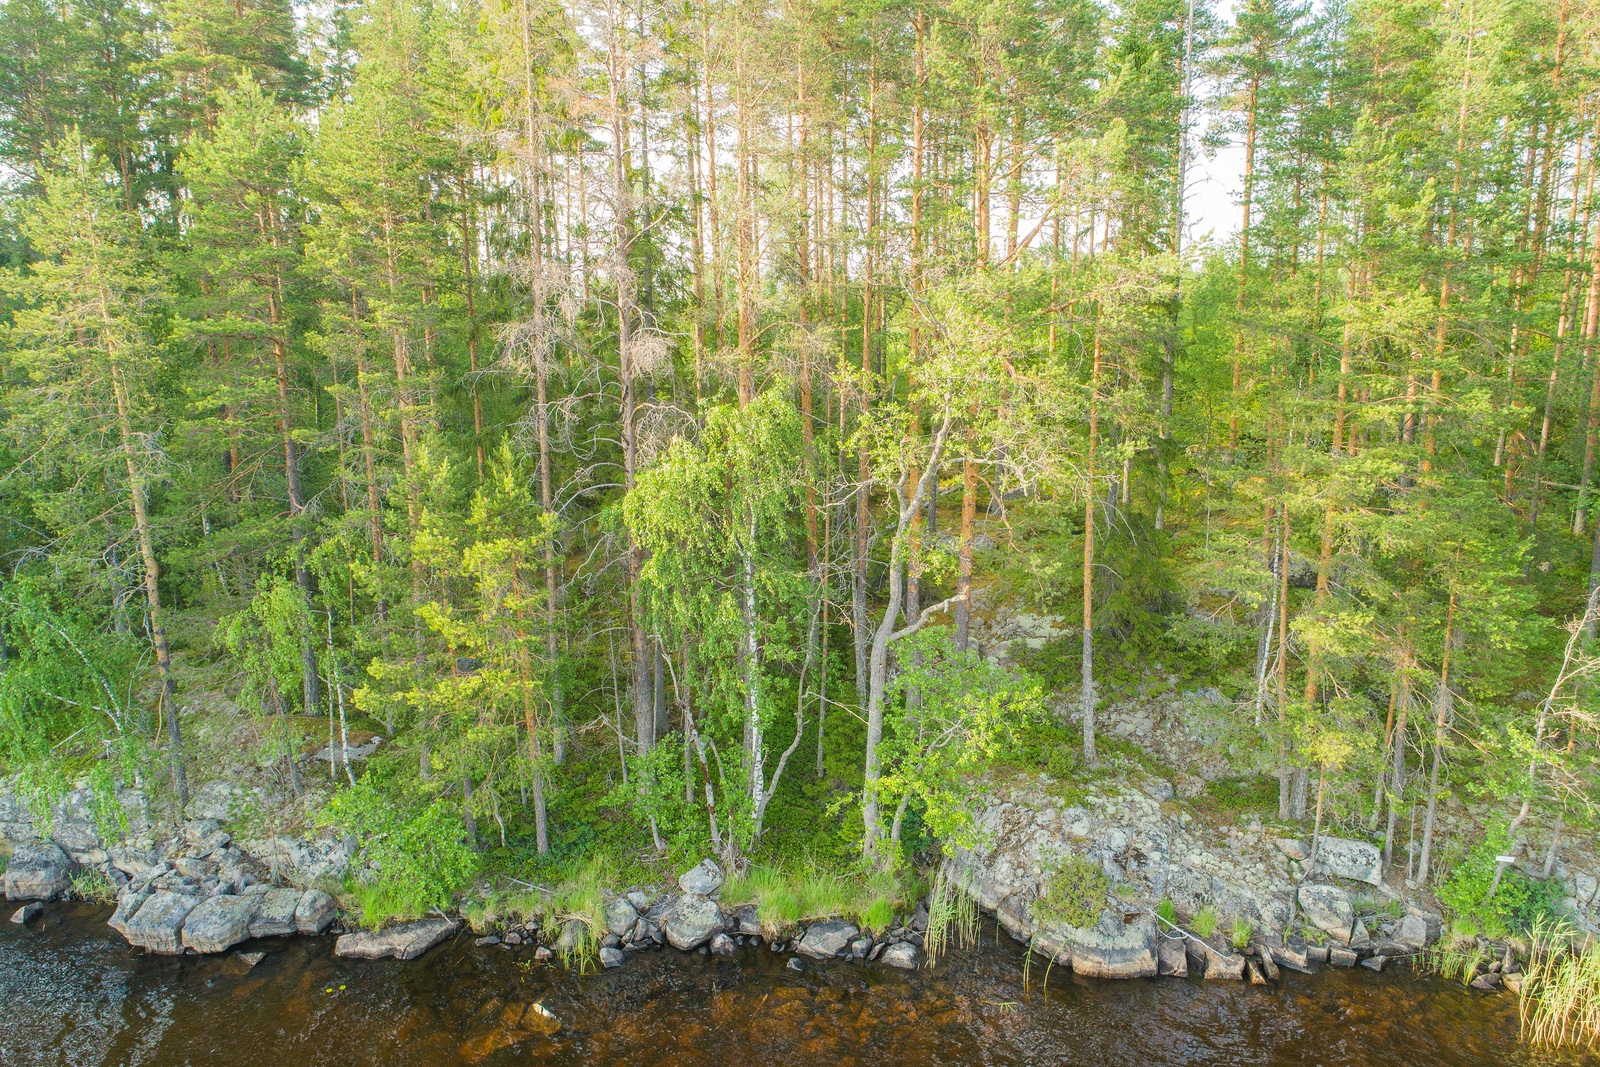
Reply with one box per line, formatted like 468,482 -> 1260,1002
2,904 -> 1589,1067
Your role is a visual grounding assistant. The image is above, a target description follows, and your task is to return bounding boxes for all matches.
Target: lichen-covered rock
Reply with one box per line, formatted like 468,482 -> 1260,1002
1309,837 -> 1383,886
1033,912 -> 1158,979
248,887 -> 303,938
726,903 -> 761,936
3,841 -> 75,900
125,891 -> 201,954
664,893 -> 723,951
181,894 -> 256,953
185,780 -> 243,823
1298,883 -> 1355,944
335,918 -> 458,960
295,889 -> 336,934
880,941 -> 919,969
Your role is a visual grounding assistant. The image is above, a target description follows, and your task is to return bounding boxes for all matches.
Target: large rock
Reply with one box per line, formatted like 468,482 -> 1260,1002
1157,936 -> 1188,977
678,859 -> 724,898
0,785 -> 35,842
108,888 -> 150,939
335,918 -> 458,960
1298,884 -> 1355,944
125,891 -> 201,954
605,897 -> 639,938
3,841 -> 74,900
796,918 -> 859,959
726,903 -> 761,936
1310,838 -> 1383,886
181,894 -> 256,953
1033,912 -> 1158,979
880,941 -> 919,969
236,835 -> 355,888
248,887 -> 303,938
295,889 -> 337,935
664,893 -> 723,951
1183,937 -> 1245,980
1394,913 -> 1429,952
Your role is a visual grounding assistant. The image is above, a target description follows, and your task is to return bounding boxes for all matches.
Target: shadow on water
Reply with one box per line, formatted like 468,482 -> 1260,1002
4,904 -> 1594,1066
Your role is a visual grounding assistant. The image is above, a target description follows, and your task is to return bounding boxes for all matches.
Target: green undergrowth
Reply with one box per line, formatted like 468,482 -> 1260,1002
1438,836 -> 1567,938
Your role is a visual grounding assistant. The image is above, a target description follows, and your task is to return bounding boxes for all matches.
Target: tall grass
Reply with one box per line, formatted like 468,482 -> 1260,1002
1520,918 -> 1600,1050
1191,906 -> 1219,940
925,865 -> 978,968
1419,930 -> 1491,987
721,864 -> 914,935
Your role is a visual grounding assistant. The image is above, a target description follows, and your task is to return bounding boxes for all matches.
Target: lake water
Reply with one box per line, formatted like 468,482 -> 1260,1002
3,903 -> 1591,1066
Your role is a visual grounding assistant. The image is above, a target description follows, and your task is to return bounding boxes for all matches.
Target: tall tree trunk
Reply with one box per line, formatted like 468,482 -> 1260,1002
1082,310 -> 1102,767
1417,594 -> 1456,885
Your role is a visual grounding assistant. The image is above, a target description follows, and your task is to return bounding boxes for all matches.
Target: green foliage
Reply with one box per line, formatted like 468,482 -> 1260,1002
1191,906 -> 1220,940
68,868 -> 116,904
321,782 -> 478,927
1033,855 -> 1109,930
1230,917 -> 1254,951
1438,835 -> 1566,937
1156,897 -> 1177,926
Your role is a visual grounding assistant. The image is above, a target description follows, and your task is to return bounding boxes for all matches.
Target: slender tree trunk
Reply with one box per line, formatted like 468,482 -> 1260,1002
1082,310 -> 1102,767
1417,594 -> 1457,885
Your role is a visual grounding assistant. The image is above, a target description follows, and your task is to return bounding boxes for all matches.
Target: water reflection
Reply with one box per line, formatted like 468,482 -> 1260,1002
2,904 -> 1585,1066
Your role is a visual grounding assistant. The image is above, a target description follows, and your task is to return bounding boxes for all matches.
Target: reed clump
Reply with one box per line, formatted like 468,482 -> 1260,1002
925,865 -> 978,967
1520,917 -> 1600,1051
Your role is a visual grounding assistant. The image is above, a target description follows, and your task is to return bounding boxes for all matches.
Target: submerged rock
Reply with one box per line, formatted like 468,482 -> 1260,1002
335,918 -> 458,960
3,842 -> 75,901
599,945 -> 627,969
709,932 -> 737,957
10,902 -> 43,924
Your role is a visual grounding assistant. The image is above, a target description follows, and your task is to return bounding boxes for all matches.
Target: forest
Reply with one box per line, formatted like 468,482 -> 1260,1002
0,0 -> 1597,933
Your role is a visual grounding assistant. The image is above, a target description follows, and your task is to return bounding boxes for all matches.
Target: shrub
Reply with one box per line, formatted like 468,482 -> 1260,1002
322,783 -> 478,928
1033,855 -> 1109,930
1438,835 -> 1566,936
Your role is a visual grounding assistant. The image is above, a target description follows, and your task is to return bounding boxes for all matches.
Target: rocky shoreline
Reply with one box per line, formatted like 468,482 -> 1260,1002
0,769 -> 1564,994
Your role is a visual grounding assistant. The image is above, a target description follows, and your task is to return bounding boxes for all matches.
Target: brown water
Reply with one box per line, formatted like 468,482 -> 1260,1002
4,903 -> 1593,1067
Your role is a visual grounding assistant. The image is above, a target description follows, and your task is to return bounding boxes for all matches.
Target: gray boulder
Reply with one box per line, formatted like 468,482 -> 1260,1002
796,919 -> 860,959
1157,937 -> 1188,977
248,887 -> 303,938
295,889 -> 337,935
335,918 -> 458,960
605,897 -> 639,938
1033,913 -> 1159,979
678,858 -> 724,898
125,891 -> 201,954
1298,883 -> 1355,944
599,945 -> 626,969
880,941 -> 919,970
181,894 -> 256,953
1183,938 -> 1245,980
1310,837 -> 1383,886
3,841 -> 74,900
664,893 -> 723,951
1394,913 -> 1428,951
709,932 -> 737,956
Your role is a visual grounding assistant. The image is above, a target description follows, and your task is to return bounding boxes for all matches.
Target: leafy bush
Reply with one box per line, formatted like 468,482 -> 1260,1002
1438,835 -> 1566,936
322,783 -> 478,927
1033,855 -> 1109,929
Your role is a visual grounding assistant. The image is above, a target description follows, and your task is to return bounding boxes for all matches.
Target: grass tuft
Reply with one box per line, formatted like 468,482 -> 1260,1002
1520,917 -> 1600,1050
